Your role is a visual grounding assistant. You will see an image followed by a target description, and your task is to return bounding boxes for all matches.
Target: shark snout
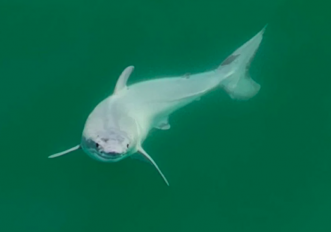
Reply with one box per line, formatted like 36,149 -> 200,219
102,143 -> 125,154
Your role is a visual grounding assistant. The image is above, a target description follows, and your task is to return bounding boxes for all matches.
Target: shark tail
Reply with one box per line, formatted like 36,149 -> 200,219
217,25 -> 267,100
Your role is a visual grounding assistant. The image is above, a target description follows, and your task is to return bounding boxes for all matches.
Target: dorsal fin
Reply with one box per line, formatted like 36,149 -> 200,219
114,66 -> 134,94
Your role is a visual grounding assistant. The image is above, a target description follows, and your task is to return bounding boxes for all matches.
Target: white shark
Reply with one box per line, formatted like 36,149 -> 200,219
49,26 -> 267,186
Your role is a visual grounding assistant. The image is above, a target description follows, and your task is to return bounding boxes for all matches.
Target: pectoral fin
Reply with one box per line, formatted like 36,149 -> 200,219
48,145 -> 80,158
138,146 -> 169,186
130,153 -> 150,163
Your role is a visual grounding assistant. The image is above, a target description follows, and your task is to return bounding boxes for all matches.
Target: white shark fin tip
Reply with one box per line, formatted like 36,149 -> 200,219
138,146 -> 169,186
49,145 -> 80,158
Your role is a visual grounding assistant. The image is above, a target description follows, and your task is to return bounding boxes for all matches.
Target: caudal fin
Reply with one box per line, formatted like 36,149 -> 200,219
218,25 -> 267,100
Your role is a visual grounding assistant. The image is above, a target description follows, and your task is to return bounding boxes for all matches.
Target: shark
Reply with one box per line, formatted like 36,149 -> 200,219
49,26 -> 267,186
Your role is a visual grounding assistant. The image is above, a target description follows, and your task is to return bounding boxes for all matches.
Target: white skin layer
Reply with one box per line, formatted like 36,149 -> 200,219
49,26 -> 267,186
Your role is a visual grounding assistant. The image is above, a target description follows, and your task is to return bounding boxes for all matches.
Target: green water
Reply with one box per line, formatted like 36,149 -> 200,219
1,0 -> 330,231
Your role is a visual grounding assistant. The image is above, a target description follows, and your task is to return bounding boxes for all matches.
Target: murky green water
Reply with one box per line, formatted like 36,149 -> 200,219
0,0 -> 330,231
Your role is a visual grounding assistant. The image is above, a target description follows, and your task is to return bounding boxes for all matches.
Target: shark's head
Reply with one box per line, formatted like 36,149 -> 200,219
81,129 -> 133,162
48,65 -> 169,185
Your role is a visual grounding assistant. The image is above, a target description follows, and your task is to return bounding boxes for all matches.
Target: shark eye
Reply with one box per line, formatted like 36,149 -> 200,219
96,143 -> 100,149
127,144 -> 129,148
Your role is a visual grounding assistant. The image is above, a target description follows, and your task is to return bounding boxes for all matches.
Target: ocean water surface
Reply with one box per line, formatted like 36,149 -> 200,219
0,0 -> 330,231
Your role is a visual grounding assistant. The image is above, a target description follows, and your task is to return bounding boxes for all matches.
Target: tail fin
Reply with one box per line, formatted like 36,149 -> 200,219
218,25 -> 267,100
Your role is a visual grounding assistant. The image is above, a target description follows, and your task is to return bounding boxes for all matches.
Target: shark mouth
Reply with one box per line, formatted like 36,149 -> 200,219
97,151 -> 124,161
